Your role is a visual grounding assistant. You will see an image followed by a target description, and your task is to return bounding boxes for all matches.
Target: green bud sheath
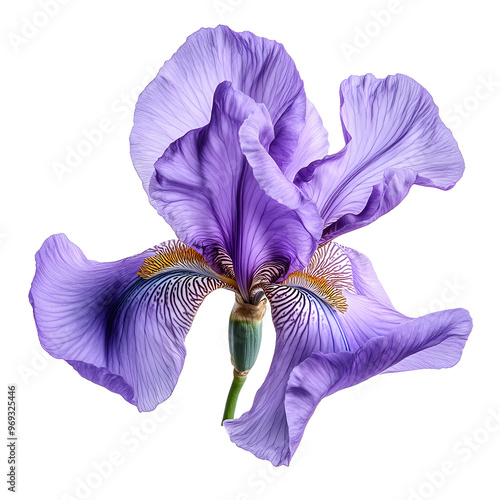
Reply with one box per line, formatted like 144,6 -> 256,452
222,294 -> 266,423
228,316 -> 263,373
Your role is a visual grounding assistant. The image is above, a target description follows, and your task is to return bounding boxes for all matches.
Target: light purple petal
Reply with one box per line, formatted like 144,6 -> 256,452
150,82 -> 323,298
322,168 -> 418,239
130,25 -> 306,198
338,242 -> 394,308
285,308 -> 472,458
224,243 -> 472,466
296,74 -> 465,240
284,99 -> 329,181
29,235 -> 229,411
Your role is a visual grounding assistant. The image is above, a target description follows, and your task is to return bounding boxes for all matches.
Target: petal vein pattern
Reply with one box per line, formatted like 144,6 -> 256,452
224,280 -> 349,466
29,235 -> 231,411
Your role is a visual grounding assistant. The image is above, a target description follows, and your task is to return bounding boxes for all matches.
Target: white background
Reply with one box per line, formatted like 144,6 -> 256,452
2,1 -> 499,499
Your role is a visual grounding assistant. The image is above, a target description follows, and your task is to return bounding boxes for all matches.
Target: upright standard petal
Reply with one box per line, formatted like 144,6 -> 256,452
150,82 -> 323,299
130,25 -> 307,197
224,241 -> 472,466
284,99 -> 329,182
29,235 -> 232,411
296,74 -> 465,240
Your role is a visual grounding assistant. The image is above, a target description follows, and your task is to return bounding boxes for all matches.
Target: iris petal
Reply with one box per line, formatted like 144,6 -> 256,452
285,99 -> 329,182
150,82 -> 322,299
224,242 -> 472,466
296,74 -> 465,240
339,243 -> 394,308
29,235 -> 230,411
130,25 -> 306,198
285,308 -> 472,459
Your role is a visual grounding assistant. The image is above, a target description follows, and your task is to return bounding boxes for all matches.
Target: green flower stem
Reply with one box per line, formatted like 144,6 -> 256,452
221,370 -> 247,424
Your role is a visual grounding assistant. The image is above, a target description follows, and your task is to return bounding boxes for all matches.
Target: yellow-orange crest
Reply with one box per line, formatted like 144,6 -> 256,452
282,271 -> 348,313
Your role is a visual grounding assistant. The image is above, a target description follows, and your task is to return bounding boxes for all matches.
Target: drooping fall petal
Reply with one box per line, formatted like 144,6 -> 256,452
29,235 -> 232,411
285,308 -> 472,459
224,241 -> 472,466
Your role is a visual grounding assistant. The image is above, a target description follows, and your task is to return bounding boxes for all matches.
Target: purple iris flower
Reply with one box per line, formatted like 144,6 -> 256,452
29,26 -> 472,466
